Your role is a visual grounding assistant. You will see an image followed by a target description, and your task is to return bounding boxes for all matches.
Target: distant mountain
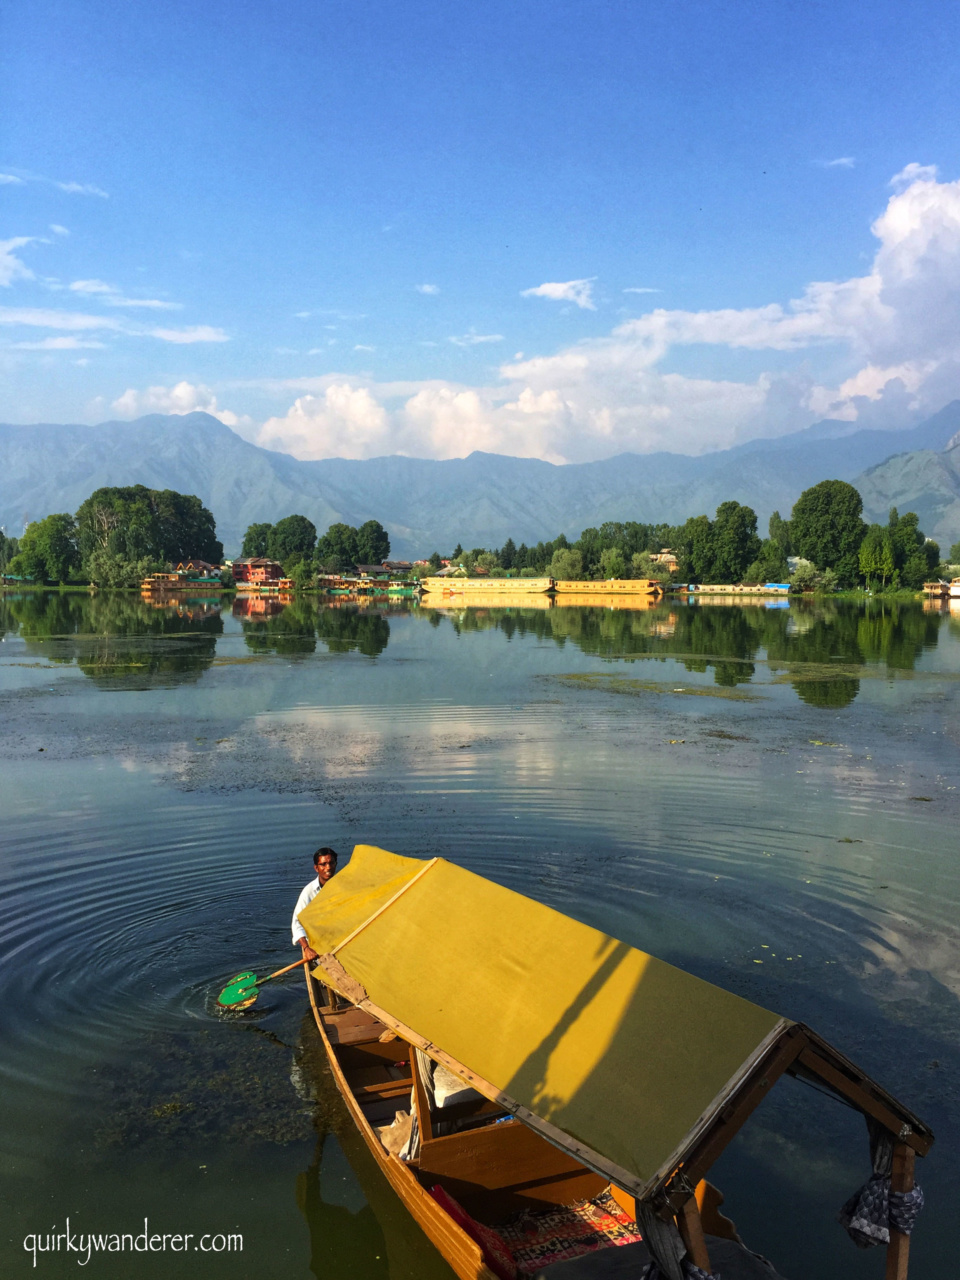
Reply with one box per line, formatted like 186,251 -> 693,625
2,402 -> 960,557
856,431 -> 960,551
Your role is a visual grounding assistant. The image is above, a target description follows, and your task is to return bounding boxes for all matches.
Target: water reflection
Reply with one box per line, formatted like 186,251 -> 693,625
427,597 -> 943,705
0,590 -> 222,688
235,599 -> 391,659
0,592 -> 948,704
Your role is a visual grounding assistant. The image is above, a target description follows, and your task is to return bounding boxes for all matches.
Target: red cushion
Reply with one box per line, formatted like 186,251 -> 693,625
429,1184 -> 518,1280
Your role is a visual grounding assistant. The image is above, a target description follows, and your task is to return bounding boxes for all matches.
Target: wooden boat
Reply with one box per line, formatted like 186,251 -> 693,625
300,848 -> 933,1280
950,578 -> 960,599
420,577 -> 554,596
552,579 -> 663,596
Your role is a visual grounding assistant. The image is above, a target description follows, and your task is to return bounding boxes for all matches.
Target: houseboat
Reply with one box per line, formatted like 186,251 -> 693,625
551,579 -> 663,597
419,577 -> 554,596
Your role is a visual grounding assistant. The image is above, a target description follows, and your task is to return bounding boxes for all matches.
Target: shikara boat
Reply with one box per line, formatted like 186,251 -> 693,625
552,579 -> 663,597
300,847 -> 933,1280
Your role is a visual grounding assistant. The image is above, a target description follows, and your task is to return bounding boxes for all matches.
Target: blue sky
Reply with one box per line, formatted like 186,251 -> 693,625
3,0 -> 960,461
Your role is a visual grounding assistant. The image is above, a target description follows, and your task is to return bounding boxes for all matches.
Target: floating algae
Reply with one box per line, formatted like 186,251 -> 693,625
550,673 -> 763,701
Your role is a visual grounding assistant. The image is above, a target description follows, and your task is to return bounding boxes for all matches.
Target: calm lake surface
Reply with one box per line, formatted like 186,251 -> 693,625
1,590 -> 958,1279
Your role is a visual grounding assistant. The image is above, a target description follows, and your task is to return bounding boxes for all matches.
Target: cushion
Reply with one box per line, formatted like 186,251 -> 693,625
429,1184 -> 518,1280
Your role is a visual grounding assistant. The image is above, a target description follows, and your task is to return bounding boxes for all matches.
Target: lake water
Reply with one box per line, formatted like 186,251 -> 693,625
1,590 -> 958,1279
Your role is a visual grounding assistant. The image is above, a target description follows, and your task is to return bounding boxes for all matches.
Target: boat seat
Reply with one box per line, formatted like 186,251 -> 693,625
534,1236 -> 788,1279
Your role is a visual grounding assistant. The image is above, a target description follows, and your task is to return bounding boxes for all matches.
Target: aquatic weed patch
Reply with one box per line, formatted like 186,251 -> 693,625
548,673 -> 763,701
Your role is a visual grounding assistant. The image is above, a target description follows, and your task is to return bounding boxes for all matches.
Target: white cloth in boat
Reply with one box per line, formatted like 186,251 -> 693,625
292,876 -> 323,945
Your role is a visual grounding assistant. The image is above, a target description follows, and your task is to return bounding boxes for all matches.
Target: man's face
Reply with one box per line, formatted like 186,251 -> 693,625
315,855 -> 337,884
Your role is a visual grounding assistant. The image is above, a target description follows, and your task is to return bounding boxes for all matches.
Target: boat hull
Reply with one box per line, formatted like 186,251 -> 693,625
552,579 -> 662,596
305,970 -> 498,1280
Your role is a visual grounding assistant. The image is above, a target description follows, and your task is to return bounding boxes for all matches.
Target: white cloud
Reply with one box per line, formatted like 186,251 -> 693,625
149,324 -> 229,343
0,173 -> 25,185
0,237 -> 35,287
50,224 -> 69,236
354,344 -> 375,351
823,157 -> 856,168
56,180 -> 108,198
259,384 -> 391,458
521,278 -> 596,310
111,381 -> 245,427
68,278 -> 180,309
449,330 -> 504,347
416,283 -> 440,294
890,162 -> 938,190
294,310 -> 311,319
12,336 -> 105,350
623,287 -> 661,294
0,306 -> 122,331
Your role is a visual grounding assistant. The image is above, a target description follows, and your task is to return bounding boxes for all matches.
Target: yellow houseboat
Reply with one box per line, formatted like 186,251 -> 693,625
140,572 -> 186,593
419,577 -> 554,596
551,578 -> 663,597
300,847 -> 933,1280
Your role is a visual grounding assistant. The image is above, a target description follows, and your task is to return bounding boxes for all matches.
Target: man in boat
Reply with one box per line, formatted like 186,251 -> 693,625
292,847 -> 338,961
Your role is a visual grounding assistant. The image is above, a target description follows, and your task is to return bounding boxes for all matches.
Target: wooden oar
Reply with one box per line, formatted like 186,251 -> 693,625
217,957 -> 310,1008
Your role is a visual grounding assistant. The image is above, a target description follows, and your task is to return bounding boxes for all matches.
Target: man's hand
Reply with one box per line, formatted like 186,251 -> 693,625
299,939 -> 319,961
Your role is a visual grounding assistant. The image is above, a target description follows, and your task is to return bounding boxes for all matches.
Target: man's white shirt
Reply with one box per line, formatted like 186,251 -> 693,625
291,876 -> 322,945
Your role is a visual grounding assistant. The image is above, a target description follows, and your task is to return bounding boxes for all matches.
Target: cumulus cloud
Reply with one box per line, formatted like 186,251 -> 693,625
111,381 -> 244,426
56,180 -> 108,198
50,224 -> 69,236
0,173 -> 25,185
416,283 -> 440,294
0,237 -> 35,287
149,324 -> 229,343
823,157 -> 856,168
521,278 -> 596,310
259,384 -> 391,457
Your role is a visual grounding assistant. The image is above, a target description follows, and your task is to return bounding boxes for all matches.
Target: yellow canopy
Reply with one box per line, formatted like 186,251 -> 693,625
300,846 -> 786,1195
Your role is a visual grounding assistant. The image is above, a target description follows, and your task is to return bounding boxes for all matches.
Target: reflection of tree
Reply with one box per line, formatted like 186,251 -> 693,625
236,601 -> 392,658
419,598 -> 946,705
0,591 -> 222,688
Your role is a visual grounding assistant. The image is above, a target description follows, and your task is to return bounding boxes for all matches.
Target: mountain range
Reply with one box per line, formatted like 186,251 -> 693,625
3,402 -> 960,558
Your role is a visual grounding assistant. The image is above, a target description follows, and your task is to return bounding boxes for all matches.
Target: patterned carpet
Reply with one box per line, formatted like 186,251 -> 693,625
497,1190 -> 643,1274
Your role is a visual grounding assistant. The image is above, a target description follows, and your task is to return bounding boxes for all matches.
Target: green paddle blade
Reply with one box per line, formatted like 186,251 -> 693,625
217,971 -> 258,1007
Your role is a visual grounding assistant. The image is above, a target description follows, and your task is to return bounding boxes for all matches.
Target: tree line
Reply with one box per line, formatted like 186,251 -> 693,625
3,485 -> 222,586
432,480 -> 949,591
241,517 -> 391,578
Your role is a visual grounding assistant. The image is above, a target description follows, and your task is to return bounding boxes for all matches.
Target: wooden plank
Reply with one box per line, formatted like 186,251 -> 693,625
417,1118 -> 605,1214
662,1027 -> 808,1212
677,1196 -> 712,1272
354,1077 -> 414,1099
885,1144 -> 915,1280
412,1051 -> 435,1143
796,1049 -> 930,1156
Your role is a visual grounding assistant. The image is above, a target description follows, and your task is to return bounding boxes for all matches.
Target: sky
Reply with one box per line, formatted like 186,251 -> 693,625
3,0 -> 960,464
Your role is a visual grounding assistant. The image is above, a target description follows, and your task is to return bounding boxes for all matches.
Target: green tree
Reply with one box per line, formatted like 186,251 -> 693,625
85,549 -> 163,588
549,548 -> 583,579
743,538 -> 789,584
0,531 -> 20,573
599,546 -> 626,578
316,522 -> 359,569
886,509 -> 939,587
451,543 -> 463,560
428,551 -> 442,570
790,480 -> 866,587
949,540 -> 960,564
768,510 -> 792,555
242,522 -> 273,557
859,524 -> 895,587
674,514 -> 715,582
289,559 -> 317,592
711,501 -> 762,583
475,551 -> 501,574
500,537 -> 517,570
9,514 -> 79,583
354,519 -> 390,565
268,514 -> 317,565
75,485 -> 221,567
